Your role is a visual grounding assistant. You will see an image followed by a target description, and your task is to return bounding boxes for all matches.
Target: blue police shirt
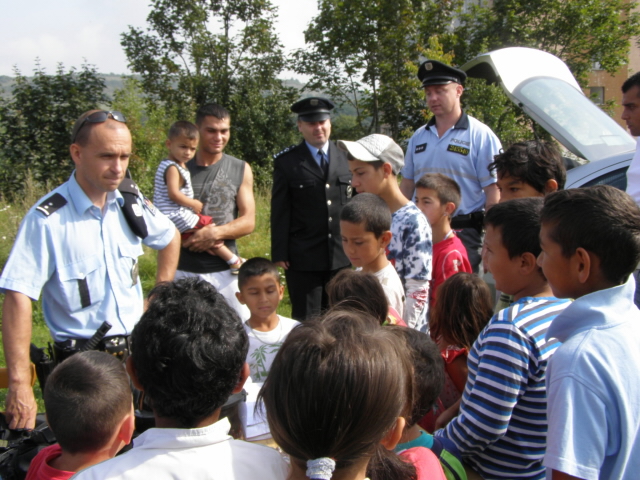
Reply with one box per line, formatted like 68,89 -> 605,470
0,173 -> 176,341
402,113 -> 501,215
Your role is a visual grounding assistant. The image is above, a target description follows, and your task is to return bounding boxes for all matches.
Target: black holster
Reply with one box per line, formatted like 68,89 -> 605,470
451,210 -> 485,234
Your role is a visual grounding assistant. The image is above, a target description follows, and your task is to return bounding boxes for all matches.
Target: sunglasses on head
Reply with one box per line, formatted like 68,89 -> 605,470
71,110 -> 127,143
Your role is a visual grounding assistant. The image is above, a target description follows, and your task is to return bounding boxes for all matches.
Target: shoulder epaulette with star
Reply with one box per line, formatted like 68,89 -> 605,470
36,193 -> 67,217
273,145 -> 297,159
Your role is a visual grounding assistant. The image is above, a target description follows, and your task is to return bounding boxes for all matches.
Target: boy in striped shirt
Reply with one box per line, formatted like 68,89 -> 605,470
436,198 -> 570,479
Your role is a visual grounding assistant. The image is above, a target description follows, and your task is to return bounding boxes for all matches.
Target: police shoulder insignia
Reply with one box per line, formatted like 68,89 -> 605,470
142,196 -> 157,216
274,145 -> 297,159
36,193 -> 67,217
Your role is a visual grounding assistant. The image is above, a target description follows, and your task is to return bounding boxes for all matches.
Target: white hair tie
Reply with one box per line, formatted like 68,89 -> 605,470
306,457 -> 336,479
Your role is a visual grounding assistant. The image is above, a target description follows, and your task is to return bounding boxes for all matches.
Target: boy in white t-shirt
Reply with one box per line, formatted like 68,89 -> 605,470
340,193 -> 405,318
236,258 -> 299,382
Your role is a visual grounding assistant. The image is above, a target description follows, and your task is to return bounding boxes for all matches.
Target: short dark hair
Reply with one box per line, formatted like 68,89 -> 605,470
238,257 -> 281,289
430,273 -> 493,350
415,173 -> 461,209
259,311 -> 416,480
489,140 -> 566,192
132,278 -> 248,427
340,193 -> 391,238
44,351 -> 131,454
195,103 -> 230,125
622,71 -> 640,94
541,185 -> 640,285
484,197 -> 545,259
168,120 -> 199,140
326,269 -> 389,325
388,326 -> 444,426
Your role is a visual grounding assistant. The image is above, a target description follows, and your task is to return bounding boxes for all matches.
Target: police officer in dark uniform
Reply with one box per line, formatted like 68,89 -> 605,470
271,97 -> 352,320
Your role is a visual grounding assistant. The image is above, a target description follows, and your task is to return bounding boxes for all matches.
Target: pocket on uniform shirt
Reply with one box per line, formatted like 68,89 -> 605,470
58,255 -> 104,312
118,243 -> 144,288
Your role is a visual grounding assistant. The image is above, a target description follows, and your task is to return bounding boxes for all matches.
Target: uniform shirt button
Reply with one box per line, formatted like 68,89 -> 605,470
328,217 -> 332,222
299,185 -> 303,188
326,184 -> 330,189
327,200 -> 332,205
328,234 -> 332,238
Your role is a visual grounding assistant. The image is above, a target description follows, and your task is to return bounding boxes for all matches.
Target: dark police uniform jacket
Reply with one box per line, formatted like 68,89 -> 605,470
271,140 -> 352,272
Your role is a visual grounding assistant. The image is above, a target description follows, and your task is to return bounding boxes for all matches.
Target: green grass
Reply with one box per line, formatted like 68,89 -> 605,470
0,185 -> 288,411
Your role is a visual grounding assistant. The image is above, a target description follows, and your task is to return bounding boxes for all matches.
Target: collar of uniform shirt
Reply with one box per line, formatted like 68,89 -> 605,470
305,141 -> 330,168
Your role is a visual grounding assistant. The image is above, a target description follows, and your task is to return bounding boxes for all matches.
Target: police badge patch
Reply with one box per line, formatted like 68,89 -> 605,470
142,196 -> 157,215
415,143 -> 427,153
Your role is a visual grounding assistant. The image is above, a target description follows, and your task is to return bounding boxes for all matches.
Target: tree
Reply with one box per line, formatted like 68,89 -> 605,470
121,0 -> 299,183
449,0 -> 640,85
293,0 -> 462,141
0,62 -> 107,197
110,77 -> 177,195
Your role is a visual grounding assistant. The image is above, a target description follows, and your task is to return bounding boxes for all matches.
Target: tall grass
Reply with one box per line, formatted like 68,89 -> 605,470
0,182 -> 288,410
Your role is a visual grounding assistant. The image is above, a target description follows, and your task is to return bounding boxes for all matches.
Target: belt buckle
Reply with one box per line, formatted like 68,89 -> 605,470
104,336 -> 128,359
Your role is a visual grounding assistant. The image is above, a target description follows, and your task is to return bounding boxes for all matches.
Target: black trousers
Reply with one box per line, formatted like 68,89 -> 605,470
285,267 -> 348,321
457,227 -> 483,274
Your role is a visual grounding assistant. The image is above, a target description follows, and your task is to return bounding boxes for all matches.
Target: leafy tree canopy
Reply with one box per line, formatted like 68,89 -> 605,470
121,0 -> 299,181
294,0 -> 462,141
0,61 -> 107,197
449,0 -> 640,86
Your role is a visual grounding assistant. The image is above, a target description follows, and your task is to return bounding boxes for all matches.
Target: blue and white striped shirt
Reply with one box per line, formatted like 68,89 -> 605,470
153,159 -> 199,233
437,296 -> 571,479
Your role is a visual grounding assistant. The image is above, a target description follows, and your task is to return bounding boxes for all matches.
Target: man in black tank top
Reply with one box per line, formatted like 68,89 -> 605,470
176,104 -> 255,318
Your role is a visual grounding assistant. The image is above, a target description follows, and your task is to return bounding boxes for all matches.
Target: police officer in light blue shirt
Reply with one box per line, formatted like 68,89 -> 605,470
0,110 -> 180,430
400,60 -> 502,272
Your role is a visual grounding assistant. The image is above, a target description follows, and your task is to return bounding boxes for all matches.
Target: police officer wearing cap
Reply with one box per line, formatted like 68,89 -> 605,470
271,97 -> 352,320
400,60 -> 502,273
0,110 -> 181,430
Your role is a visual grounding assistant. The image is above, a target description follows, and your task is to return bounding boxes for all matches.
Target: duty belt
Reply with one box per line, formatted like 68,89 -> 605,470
53,335 -> 131,364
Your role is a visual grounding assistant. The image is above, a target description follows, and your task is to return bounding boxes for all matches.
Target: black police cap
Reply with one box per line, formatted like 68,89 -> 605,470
291,97 -> 335,122
417,60 -> 467,87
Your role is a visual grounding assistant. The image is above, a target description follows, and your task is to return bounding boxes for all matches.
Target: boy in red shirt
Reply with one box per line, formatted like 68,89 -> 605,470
26,351 -> 134,480
415,173 -> 471,311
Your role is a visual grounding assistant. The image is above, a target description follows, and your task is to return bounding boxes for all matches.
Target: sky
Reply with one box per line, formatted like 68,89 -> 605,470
0,0 -> 318,78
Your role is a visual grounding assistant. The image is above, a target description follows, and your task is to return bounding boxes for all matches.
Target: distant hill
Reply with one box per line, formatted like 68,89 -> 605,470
1,74 -> 308,100
0,74 -> 360,117
0,73 -> 135,100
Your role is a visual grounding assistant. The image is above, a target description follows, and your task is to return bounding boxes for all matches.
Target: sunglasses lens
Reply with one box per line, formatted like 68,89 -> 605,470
72,111 -> 127,142
111,111 -> 127,123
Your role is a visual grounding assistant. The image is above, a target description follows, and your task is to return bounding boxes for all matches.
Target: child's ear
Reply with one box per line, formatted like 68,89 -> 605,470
519,252 -> 539,274
574,247 -> 592,284
380,230 -> 392,248
117,405 -> 136,446
235,291 -> 246,305
278,283 -> 285,300
382,162 -> 393,178
231,363 -> 250,394
444,201 -> 457,216
543,179 -> 559,194
165,139 -> 172,149
126,356 -> 144,392
380,417 -> 406,450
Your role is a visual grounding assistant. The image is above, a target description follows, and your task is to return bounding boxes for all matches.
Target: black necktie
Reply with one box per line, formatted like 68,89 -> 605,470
318,150 -> 328,177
